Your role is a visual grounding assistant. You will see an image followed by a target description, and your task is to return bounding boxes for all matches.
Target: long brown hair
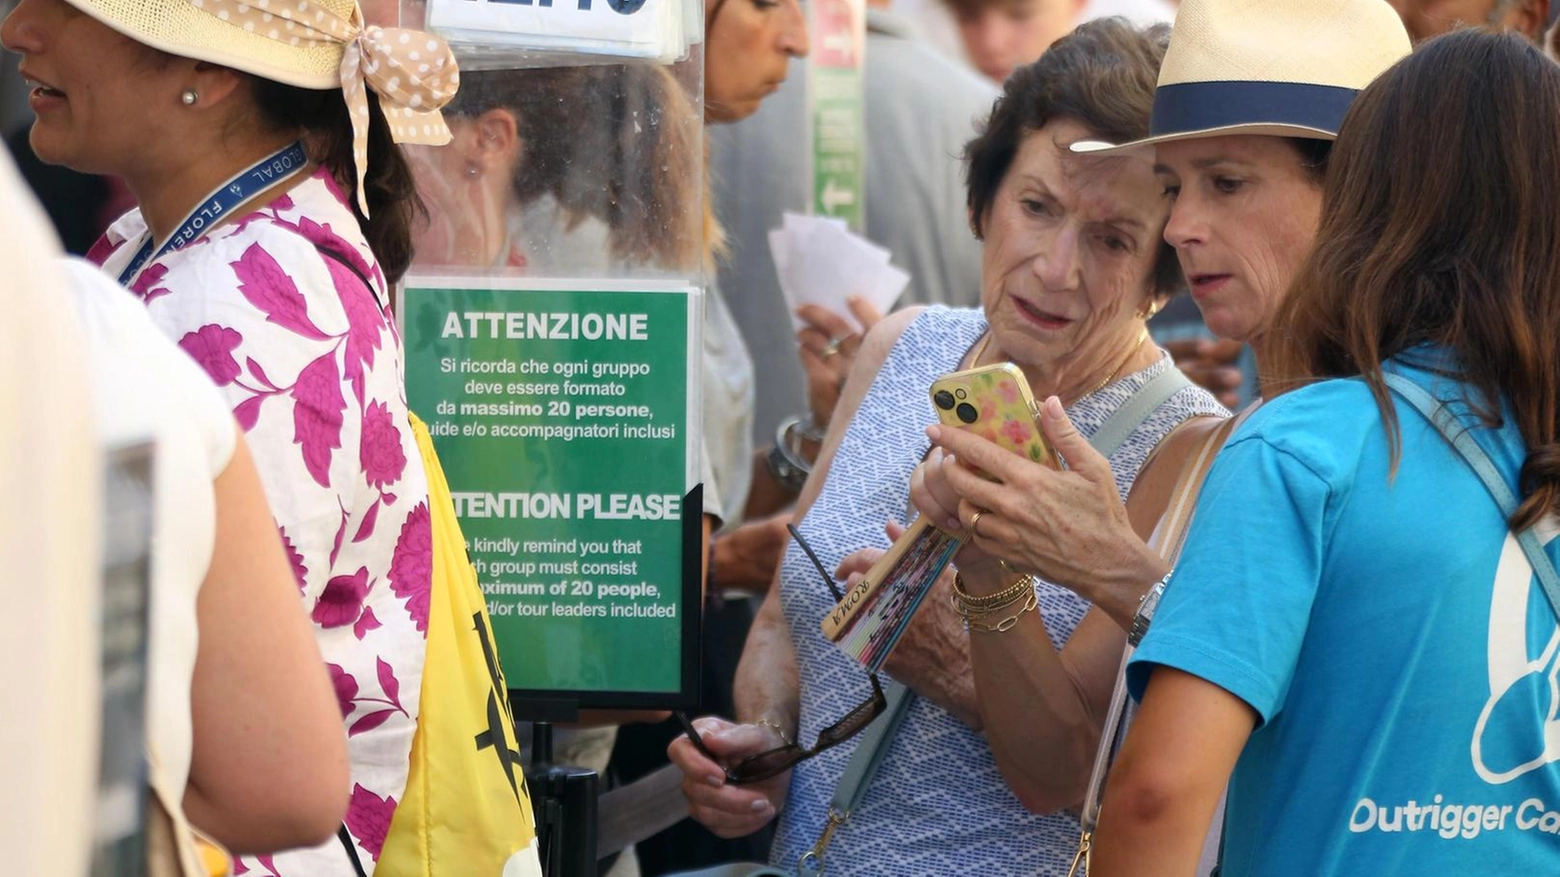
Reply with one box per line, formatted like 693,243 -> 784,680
1270,29 -> 1560,529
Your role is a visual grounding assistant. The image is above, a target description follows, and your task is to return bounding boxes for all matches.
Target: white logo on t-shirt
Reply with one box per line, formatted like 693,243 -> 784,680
1473,516 -> 1560,785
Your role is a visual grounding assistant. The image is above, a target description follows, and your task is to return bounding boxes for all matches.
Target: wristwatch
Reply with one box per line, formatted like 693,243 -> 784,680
1128,573 -> 1172,648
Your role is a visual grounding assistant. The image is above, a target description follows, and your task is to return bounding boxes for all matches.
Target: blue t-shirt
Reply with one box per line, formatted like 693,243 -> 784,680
1128,357 -> 1560,874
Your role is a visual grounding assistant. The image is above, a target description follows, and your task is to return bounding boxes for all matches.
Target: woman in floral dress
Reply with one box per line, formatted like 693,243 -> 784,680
1,0 -> 463,872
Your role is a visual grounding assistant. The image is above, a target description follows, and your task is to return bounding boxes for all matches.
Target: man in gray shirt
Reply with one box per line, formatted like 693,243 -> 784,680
712,2 -> 998,443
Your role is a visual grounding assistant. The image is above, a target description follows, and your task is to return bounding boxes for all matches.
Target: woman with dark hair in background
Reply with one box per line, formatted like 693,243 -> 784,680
403,0 -> 807,869
1,0 -> 470,872
410,63 -> 704,275
407,58 -> 722,876
1098,30 -> 1560,875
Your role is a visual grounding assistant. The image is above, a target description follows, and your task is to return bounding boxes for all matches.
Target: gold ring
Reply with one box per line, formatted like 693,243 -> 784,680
968,510 -> 985,533
820,337 -> 845,359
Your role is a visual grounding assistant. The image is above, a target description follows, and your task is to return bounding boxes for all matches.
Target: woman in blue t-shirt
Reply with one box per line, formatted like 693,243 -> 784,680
1095,31 -> 1560,876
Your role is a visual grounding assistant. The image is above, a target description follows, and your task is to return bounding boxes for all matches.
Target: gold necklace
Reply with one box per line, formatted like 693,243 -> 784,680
966,331 -> 994,368
1085,329 -> 1149,397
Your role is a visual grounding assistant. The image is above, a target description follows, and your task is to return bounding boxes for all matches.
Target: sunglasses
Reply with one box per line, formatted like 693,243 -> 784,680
676,524 -> 888,785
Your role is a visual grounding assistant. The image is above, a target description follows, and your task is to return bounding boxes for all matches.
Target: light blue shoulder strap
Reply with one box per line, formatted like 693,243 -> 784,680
795,681 -> 913,876
830,681 -> 913,816
1088,364 -> 1194,460
1383,373 -> 1560,621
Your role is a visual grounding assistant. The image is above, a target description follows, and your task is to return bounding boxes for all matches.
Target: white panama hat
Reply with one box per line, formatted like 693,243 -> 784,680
1074,0 -> 1411,154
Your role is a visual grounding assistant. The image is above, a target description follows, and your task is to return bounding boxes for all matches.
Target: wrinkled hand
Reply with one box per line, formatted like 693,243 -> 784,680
837,522 -> 979,726
1164,338 -> 1244,409
668,716 -> 790,838
833,527 -> 891,585
922,397 -> 1148,605
909,449 -> 1003,572
796,299 -> 885,429
879,564 -> 977,725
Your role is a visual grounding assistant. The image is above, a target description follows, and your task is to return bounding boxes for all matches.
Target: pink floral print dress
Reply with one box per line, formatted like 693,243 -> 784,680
92,170 -> 432,876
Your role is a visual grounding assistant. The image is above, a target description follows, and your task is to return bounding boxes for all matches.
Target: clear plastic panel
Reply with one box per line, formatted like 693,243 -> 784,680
402,53 -> 705,282
395,0 -> 707,705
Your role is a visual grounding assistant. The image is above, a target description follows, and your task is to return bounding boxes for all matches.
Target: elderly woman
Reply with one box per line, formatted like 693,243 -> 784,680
915,0 -> 1409,641
669,19 -> 1226,874
1098,30 -> 1560,874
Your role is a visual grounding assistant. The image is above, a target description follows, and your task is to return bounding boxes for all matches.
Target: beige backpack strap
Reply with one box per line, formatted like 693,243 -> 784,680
1147,412 -> 1244,563
1069,404 -> 1258,876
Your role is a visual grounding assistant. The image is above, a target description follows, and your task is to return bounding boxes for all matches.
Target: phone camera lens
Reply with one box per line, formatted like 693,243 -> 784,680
933,390 -> 956,410
955,403 -> 979,424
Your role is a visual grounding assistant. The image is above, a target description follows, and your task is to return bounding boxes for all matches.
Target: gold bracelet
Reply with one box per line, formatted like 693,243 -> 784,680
968,592 -> 1039,633
952,570 -> 1032,611
753,719 -> 793,747
960,589 -> 1031,623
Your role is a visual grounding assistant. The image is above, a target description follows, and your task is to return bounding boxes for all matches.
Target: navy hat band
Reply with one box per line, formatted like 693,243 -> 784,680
1150,80 -> 1360,138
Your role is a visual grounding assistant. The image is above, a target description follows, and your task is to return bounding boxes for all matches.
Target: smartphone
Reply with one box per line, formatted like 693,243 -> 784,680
928,363 -> 1060,471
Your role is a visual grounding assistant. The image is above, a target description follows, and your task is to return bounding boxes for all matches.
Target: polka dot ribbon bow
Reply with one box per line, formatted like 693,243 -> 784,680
192,0 -> 459,216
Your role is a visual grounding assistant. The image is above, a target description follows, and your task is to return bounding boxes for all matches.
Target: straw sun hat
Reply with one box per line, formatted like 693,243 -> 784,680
60,0 -> 459,215
1075,0 -> 1411,154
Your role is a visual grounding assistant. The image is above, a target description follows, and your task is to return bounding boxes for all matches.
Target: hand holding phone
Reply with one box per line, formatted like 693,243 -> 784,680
928,363 -> 1060,473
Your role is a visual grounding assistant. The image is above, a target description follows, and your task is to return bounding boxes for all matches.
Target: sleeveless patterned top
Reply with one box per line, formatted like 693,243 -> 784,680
773,306 -> 1226,875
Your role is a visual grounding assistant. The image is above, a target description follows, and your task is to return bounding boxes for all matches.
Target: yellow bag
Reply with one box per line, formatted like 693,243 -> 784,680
377,414 -> 541,876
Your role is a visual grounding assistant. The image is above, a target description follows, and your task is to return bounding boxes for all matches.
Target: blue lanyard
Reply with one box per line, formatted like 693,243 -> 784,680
117,141 -> 310,286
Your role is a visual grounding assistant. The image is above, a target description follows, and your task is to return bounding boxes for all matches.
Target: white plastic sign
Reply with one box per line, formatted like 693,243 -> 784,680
427,0 -> 693,61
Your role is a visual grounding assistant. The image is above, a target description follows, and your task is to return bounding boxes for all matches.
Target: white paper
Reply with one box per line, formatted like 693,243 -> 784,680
768,212 -> 910,334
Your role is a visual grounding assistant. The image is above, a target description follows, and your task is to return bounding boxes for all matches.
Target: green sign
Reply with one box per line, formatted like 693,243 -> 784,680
402,280 -> 700,705
810,0 -> 866,229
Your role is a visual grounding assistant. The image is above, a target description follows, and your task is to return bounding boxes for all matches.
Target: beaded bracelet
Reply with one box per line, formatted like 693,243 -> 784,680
952,570 -> 1033,612
967,592 -> 1039,634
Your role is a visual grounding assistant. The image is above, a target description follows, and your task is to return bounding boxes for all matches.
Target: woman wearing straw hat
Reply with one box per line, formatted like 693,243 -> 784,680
1097,29 -> 1560,874
907,0 -> 1408,848
2,1 -> 466,873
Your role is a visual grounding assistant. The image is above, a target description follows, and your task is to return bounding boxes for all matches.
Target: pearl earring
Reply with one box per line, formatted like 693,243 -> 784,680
181,89 -> 199,106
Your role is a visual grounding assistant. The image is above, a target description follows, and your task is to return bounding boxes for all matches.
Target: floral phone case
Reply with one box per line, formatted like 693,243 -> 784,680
929,363 -> 1060,470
